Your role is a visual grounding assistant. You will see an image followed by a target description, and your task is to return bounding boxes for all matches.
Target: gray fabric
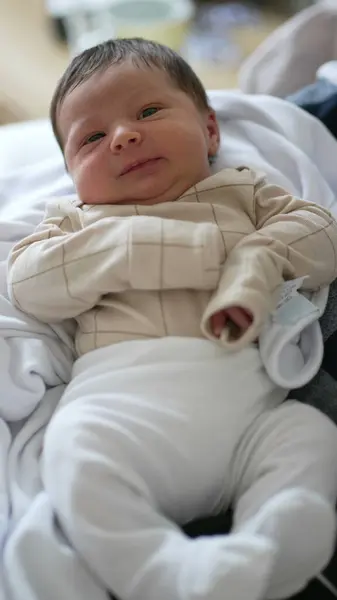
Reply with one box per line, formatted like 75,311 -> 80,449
294,278 -> 337,424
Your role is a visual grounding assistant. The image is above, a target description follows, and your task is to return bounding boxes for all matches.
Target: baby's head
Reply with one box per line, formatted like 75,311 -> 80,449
51,38 -> 220,205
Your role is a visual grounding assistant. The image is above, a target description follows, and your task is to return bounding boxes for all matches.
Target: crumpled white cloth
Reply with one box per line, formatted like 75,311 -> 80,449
0,303 -> 73,599
0,303 -> 73,486
0,296 -> 73,422
260,288 -> 329,390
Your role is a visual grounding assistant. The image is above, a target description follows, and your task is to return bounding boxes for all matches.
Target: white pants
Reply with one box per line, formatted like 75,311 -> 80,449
42,338 -> 337,600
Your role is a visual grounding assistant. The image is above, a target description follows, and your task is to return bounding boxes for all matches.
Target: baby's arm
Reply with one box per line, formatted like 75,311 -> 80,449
8,198 -> 225,323
201,173 -> 337,349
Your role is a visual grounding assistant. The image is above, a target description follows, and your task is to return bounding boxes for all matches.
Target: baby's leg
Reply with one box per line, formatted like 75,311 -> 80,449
42,390 -> 274,600
231,400 -> 337,599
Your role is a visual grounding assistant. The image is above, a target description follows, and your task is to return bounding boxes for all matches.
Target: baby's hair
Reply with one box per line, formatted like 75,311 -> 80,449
50,37 -> 211,152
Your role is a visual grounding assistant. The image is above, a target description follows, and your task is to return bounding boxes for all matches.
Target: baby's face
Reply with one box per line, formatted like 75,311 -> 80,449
57,62 -> 220,205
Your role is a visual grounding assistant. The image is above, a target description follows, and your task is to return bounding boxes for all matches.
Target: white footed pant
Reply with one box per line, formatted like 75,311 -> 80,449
42,338 -> 337,600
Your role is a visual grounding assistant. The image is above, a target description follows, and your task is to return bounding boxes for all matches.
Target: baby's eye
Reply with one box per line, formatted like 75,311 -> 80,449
84,132 -> 106,145
139,107 -> 160,120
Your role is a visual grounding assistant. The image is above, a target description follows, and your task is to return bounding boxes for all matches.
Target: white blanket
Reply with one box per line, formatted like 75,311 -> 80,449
2,92 -> 337,599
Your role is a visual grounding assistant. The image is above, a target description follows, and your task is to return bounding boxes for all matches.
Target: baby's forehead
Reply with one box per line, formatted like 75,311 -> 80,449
94,61 -> 173,91
65,64 -> 180,113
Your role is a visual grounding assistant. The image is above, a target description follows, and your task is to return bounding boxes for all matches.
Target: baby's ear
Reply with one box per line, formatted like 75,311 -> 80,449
206,109 -> 220,158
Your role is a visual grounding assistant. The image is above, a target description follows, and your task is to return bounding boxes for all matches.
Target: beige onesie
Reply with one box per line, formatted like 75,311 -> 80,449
8,167 -> 337,357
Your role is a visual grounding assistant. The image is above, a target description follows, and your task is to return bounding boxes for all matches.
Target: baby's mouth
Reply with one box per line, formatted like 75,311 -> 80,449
119,157 -> 163,176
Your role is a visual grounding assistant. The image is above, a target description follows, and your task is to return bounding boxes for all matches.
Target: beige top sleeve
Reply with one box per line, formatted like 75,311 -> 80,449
8,198 -> 224,322
201,173 -> 337,349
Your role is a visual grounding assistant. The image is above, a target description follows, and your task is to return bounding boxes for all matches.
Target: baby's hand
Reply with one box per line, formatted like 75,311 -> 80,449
211,307 -> 253,341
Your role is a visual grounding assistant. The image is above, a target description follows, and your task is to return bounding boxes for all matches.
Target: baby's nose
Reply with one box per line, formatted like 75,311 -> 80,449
111,128 -> 142,153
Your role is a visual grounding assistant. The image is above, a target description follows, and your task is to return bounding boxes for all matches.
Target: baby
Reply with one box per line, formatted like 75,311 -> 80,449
7,38 -> 337,600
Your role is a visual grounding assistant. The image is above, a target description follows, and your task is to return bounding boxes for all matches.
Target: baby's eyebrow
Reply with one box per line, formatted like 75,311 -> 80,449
71,117 -> 97,136
66,117 -> 99,145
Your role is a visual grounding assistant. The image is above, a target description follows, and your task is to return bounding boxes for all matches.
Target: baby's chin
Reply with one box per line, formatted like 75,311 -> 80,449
114,189 -> 180,206
80,172 -> 207,205
114,177 -> 200,206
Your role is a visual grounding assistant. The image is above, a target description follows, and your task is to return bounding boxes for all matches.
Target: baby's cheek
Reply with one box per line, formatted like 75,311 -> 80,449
73,162 -> 99,201
76,156 -> 100,184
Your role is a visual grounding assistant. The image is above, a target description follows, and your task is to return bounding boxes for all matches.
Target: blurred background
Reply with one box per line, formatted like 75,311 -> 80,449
0,0 -> 315,124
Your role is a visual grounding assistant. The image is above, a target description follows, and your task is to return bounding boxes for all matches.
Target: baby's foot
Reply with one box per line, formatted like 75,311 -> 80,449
179,532 -> 275,600
237,488 -> 336,599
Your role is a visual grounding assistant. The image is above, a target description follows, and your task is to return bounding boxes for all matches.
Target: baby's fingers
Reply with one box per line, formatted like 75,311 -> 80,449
211,311 -> 227,337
